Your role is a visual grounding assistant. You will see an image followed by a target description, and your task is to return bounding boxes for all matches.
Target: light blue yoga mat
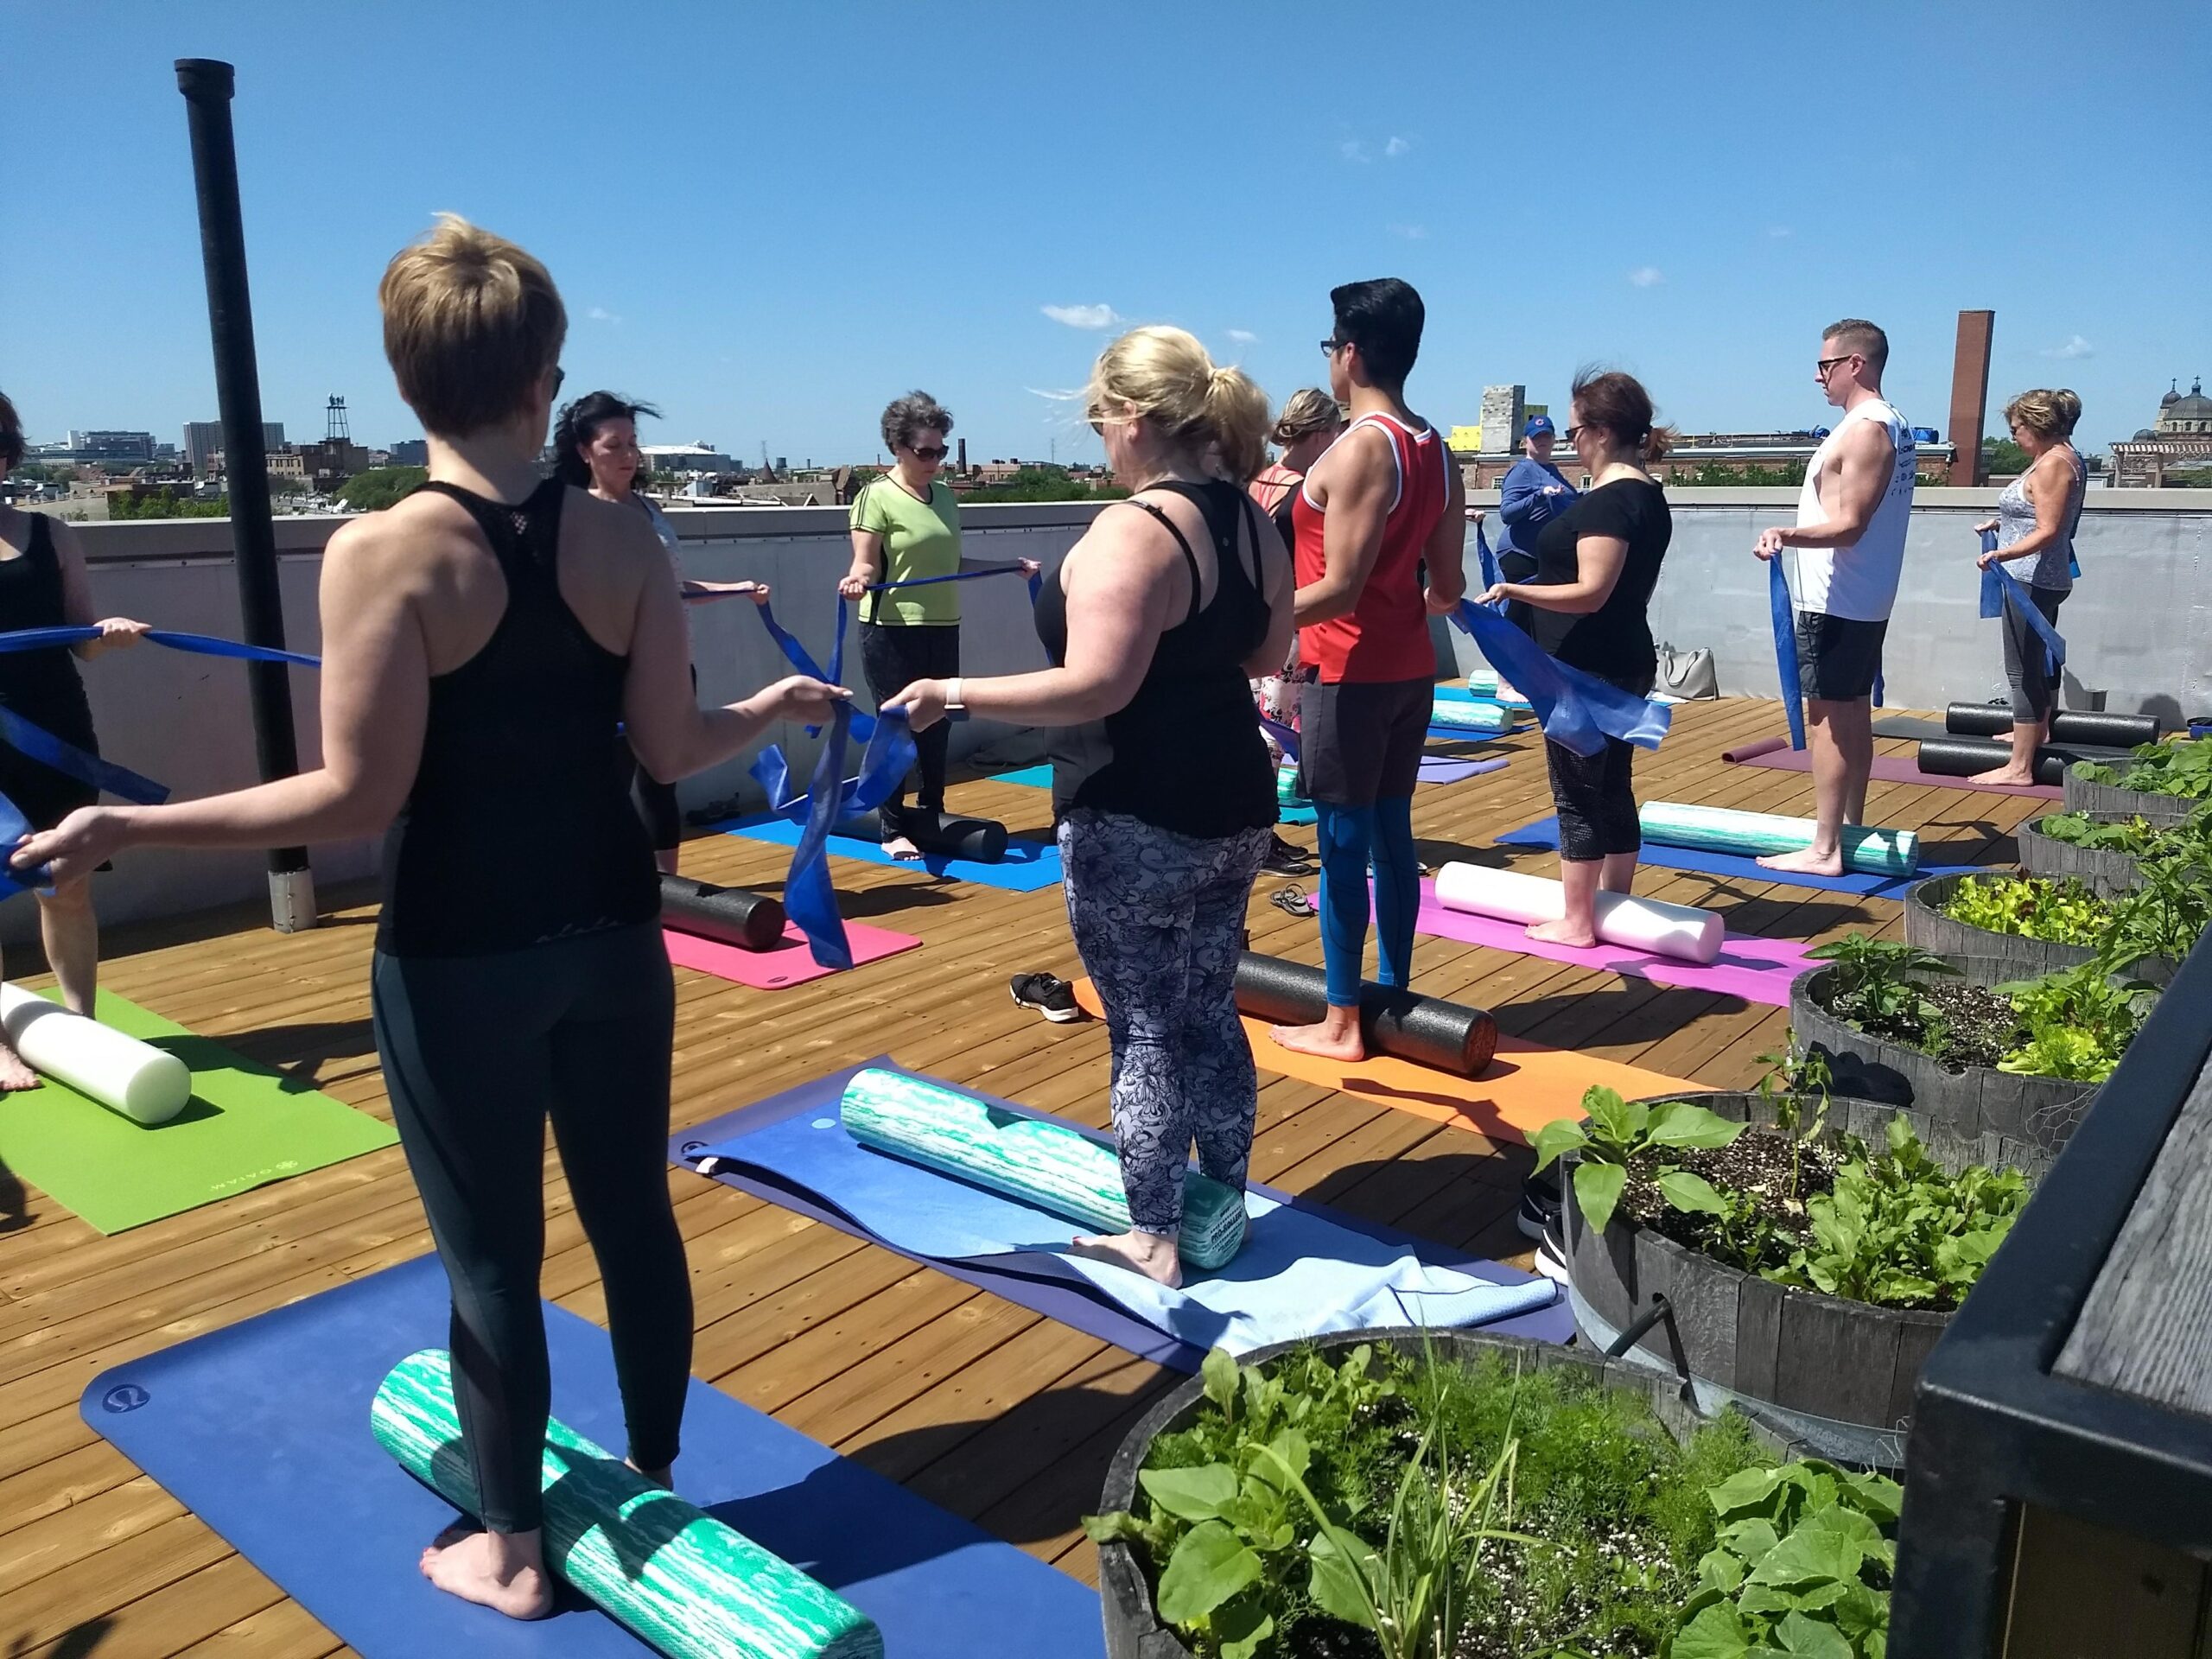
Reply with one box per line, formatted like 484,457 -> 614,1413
1428,721 -> 1529,744
689,1087 -> 1554,1357
718,815 -> 1065,892
996,760 -> 1324,824
1435,686 -> 1534,709
1496,817 -> 1986,899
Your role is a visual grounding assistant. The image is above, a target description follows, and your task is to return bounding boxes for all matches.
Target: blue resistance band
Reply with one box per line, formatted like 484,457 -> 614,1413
1980,530 -> 2065,682
868,563 -> 1044,605
1446,594 -> 1669,759
0,626 -> 321,670
1473,519 -> 1504,594
1768,556 -> 1808,752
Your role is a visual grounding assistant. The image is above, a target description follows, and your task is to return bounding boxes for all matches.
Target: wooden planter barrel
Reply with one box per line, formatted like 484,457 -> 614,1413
2016,815 -> 2144,897
1903,874 -> 2101,979
1094,1328 -> 1802,1659
1789,957 -> 2100,1153
2062,767 -> 2199,827
1563,1092 -> 2050,1467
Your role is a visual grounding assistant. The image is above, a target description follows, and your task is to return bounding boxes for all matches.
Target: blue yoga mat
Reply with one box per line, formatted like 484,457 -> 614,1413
718,814 -> 1065,892
1495,817 -> 1986,899
83,1255 -> 1103,1659
988,764 -> 1055,790
1427,721 -> 1529,745
672,1062 -> 1561,1366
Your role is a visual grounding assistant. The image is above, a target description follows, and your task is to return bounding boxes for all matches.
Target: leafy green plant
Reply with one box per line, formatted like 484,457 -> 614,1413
2072,739 -> 2212,799
1756,1048 -> 1834,1209
2036,810 -> 2158,855
1940,874 -> 2110,947
2096,845 -> 2212,970
1530,1087 -> 1745,1235
1995,962 -> 2158,1082
1805,935 -> 1959,1053
1667,1461 -> 1902,1659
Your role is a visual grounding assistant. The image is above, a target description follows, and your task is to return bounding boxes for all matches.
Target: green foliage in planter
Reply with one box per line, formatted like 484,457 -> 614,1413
1529,1089 -> 1745,1235
1995,961 -> 2158,1082
1940,873 -> 2109,946
1666,1460 -> 1902,1659
1088,1344 -> 1775,1658
2073,739 -> 2212,798
2037,811 -> 2161,855
1804,936 -> 1960,1054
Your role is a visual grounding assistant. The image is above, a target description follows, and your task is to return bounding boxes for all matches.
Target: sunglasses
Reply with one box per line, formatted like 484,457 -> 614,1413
907,445 -> 949,462
1815,354 -> 1856,377
552,365 -> 566,393
1319,337 -> 1347,357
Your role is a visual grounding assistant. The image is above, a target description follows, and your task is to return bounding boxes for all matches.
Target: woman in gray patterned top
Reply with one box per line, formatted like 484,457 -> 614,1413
1971,388 -> 2085,784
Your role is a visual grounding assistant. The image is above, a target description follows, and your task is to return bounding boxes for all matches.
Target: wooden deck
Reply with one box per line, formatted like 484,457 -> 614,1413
0,698 -> 2040,1656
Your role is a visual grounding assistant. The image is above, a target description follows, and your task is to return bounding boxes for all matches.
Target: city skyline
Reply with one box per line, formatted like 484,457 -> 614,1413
6,2 -> 2206,465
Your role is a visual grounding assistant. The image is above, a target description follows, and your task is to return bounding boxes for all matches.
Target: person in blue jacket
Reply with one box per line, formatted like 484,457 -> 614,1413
1493,414 -> 1579,632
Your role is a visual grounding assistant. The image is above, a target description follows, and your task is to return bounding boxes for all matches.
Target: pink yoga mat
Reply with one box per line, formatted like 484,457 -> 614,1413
664,920 -> 920,989
1726,740 -> 2063,801
1410,879 -> 1817,1006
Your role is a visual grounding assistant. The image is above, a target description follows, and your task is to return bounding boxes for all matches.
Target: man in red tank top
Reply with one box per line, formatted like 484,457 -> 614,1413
1272,279 -> 1467,1062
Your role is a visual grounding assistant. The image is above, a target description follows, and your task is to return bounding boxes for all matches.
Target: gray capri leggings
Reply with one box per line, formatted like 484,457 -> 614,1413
2001,587 -> 2066,722
1057,807 -> 1269,1235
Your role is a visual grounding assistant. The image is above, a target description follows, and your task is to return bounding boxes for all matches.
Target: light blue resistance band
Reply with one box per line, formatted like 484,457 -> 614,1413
1767,556 -> 1808,751
1980,529 -> 2065,682
1446,588 -> 1669,759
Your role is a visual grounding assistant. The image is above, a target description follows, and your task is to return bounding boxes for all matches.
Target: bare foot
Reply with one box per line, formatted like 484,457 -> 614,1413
884,835 -> 924,861
1969,766 -> 2036,785
626,1459 -> 674,1490
1069,1230 -> 1184,1287
0,1045 -> 36,1092
419,1526 -> 553,1620
1268,1020 -> 1366,1063
1527,918 -> 1599,948
1757,846 -> 1846,877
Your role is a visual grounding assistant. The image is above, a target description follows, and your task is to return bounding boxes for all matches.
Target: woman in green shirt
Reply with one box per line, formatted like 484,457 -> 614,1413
841,391 -> 1033,857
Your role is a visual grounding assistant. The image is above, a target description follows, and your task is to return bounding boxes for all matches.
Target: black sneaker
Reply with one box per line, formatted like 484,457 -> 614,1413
1517,1168 -> 1563,1241
1531,1219 -> 1570,1286
1263,835 -> 1314,877
1009,973 -> 1084,1023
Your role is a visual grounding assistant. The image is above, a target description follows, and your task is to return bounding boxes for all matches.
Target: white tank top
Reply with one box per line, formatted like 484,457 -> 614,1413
1793,398 -> 1916,623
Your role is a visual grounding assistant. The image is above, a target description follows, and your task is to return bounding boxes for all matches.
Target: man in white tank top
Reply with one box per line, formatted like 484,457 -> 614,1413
1750,318 -> 1916,875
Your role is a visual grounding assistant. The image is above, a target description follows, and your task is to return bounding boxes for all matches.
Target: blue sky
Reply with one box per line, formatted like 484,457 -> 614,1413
7,2 -> 2206,465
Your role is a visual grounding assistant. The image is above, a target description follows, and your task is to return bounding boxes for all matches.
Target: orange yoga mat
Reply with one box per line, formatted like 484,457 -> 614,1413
1071,980 -> 1707,1145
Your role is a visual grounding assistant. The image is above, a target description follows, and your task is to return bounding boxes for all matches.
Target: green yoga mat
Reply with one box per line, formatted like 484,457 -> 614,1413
841,1068 -> 1248,1269
372,1350 -> 882,1659
1638,802 -> 1919,877
0,988 -> 397,1234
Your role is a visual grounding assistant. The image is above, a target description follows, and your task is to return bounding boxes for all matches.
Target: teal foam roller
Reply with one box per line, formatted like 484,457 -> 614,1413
372,1351 -> 882,1659
840,1068 -> 1248,1270
1429,698 -> 1512,734
1638,801 -> 1918,876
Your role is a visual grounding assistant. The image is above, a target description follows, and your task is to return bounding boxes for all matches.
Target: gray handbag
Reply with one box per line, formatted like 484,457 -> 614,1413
1657,644 -> 1719,700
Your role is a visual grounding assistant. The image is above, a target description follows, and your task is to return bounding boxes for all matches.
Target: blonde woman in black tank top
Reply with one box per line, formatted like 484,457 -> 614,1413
15,220 -> 844,1621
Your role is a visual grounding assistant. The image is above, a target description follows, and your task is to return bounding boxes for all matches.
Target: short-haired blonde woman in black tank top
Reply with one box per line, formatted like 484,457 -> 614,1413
16,219 -> 843,1622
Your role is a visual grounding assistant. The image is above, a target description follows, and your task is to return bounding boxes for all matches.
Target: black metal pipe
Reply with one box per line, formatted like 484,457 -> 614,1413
175,59 -> 309,888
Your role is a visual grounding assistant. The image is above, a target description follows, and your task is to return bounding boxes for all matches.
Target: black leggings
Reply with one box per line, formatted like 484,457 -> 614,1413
2000,587 -> 2065,722
372,922 -> 688,1534
1546,735 -> 1641,861
859,620 -> 959,827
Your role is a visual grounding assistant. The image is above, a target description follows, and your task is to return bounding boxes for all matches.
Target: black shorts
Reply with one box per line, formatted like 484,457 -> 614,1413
1796,613 -> 1888,702
1297,677 -> 1429,806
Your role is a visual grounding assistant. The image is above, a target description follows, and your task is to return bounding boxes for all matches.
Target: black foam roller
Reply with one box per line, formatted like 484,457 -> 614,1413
834,809 -> 1009,862
1942,702 -> 2161,748
658,874 -> 786,951
1231,951 -> 1497,1077
1916,736 -> 2126,787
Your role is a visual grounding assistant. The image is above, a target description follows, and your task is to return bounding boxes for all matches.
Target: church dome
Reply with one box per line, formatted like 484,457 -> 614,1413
2135,428 -> 2158,440
2163,378 -> 2212,431
2162,380 -> 2181,407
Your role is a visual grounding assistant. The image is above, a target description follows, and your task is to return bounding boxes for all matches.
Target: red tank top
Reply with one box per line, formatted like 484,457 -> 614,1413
1291,412 -> 1446,683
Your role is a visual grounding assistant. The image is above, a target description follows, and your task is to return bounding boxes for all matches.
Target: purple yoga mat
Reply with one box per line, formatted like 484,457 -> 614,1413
1412,878 -> 1816,1007
1420,755 -> 1510,785
1728,739 -> 2063,801
669,1057 -> 1573,1372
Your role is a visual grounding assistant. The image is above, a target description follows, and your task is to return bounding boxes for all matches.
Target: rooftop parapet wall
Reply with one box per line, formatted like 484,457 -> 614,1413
29,493 -> 2212,938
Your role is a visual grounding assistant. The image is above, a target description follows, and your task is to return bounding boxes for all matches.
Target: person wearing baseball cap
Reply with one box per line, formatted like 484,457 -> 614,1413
1493,414 -> 1579,605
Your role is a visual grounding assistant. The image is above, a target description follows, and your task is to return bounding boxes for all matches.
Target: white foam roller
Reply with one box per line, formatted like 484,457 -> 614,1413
1433,862 -> 1725,964
0,983 -> 192,1125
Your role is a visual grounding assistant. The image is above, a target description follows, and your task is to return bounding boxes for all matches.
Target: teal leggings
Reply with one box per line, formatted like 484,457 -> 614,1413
1314,797 -> 1418,1007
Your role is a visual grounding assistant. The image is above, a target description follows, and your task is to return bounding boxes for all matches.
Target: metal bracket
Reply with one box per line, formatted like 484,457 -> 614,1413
1605,1293 -> 1694,1397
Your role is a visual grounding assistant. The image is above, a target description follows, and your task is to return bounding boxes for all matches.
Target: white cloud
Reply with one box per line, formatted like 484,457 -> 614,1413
1226,328 -> 1259,345
1389,223 -> 1429,240
1384,136 -> 1411,158
1041,302 -> 1122,330
2042,334 -> 2094,360
1339,138 -> 1372,163
1628,266 -> 1665,288
1025,386 -> 1086,403
1767,226 -> 1793,238
586,305 -> 621,323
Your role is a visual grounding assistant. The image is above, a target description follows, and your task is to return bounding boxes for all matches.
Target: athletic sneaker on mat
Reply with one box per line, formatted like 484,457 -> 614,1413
1531,1221 -> 1570,1287
1008,972 -> 1083,1023
1262,834 -> 1314,877
1517,1167 -> 1563,1241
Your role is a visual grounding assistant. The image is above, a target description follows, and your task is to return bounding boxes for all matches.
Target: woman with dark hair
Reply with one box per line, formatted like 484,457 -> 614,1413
554,391 -> 766,872
16,219 -> 845,1618
0,389 -> 149,1091
840,391 -> 1037,858
1476,369 -> 1674,947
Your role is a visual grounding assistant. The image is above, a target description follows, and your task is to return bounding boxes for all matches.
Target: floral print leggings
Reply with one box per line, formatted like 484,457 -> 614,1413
1058,807 -> 1271,1236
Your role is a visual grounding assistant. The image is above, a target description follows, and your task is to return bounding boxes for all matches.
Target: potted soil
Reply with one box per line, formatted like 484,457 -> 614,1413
1092,1330 -> 1900,1659
1555,1090 -> 2047,1470
1786,943 -> 2148,1152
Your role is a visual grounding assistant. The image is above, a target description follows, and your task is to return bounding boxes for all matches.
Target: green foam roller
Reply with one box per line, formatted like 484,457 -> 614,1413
1465,669 -> 1501,694
371,1351 -> 882,1659
1276,765 -> 1304,804
839,1068 -> 1248,1270
1428,698 -> 1512,734
1637,801 -> 1918,877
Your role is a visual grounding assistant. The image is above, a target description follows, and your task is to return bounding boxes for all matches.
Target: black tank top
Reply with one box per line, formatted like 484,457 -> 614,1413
377,480 -> 658,957
0,515 -> 95,743
1034,480 -> 1277,839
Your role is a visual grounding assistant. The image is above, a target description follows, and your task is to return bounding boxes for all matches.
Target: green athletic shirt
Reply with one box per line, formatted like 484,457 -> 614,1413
851,477 -> 963,626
